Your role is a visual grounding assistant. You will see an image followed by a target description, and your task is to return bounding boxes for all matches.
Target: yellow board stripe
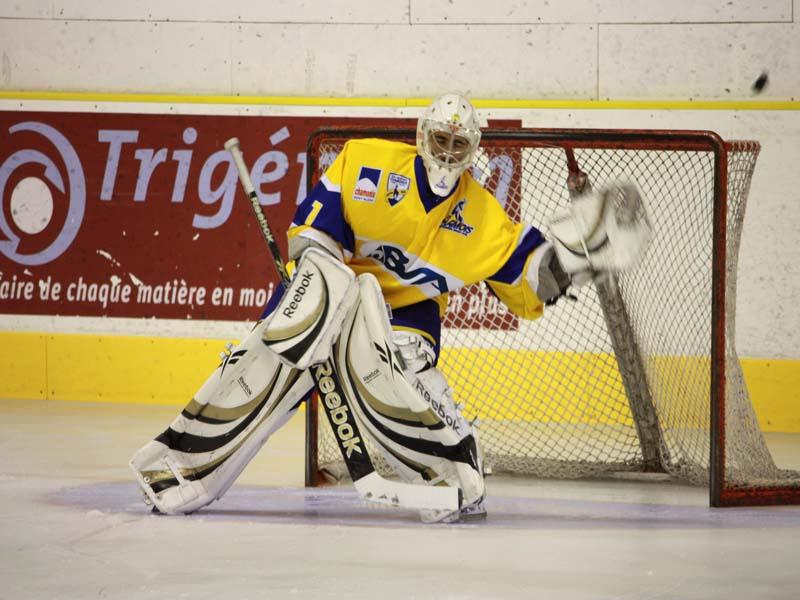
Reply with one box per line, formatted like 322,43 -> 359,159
0,331 -> 797,432
0,90 -> 798,111
0,332 -> 220,406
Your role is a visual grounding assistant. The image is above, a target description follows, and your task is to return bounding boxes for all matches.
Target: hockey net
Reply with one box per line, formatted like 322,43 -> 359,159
304,127 -> 800,506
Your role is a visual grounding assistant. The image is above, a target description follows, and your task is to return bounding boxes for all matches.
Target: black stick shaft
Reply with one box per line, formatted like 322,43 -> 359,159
245,189 -> 290,287
225,138 -> 290,287
224,137 -> 377,482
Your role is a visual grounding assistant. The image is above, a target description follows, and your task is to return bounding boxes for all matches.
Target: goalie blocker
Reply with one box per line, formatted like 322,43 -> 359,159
131,249 -> 482,521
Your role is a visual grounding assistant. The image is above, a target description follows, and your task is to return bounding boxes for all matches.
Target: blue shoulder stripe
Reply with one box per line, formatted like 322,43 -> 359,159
487,226 -> 546,284
294,180 -> 355,253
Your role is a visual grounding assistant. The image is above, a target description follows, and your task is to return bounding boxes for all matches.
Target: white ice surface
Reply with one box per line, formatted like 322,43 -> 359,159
2,400 -> 800,600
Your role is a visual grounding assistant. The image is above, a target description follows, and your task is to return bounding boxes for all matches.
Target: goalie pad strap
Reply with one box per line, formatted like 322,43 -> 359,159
288,229 -> 344,262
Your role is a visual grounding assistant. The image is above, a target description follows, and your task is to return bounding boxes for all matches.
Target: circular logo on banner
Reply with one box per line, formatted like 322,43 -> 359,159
0,121 -> 86,265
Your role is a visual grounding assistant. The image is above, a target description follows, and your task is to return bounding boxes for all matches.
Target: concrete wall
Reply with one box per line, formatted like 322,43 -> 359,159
0,2 -> 797,99
0,2 -> 798,362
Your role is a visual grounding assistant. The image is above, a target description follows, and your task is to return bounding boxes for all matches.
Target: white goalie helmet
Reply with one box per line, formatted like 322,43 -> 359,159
416,93 -> 482,197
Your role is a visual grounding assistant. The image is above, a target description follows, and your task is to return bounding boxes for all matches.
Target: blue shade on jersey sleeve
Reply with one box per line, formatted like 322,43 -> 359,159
259,284 -> 285,319
486,225 -> 547,284
388,299 -> 443,364
293,180 -> 355,254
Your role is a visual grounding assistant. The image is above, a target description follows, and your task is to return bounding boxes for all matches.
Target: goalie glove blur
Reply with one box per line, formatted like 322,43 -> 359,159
548,182 -> 652,278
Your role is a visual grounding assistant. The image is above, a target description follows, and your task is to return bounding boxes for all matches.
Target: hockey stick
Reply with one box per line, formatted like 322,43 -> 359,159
224,138 -> 461,514
562,146 -> 665,471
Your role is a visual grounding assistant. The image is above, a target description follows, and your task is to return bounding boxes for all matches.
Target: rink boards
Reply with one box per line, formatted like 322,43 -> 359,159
1,329 -> 798,432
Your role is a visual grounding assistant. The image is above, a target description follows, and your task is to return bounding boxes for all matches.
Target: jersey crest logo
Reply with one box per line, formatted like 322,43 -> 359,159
434,175 -> 451,192
353,166 -> 382,203
386,173 -> 410,206
440,199 -> 475,236
368,244 -> 449,294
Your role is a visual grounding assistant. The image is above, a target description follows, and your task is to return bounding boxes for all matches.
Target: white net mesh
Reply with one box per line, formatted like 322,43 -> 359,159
307,130 -> 799,496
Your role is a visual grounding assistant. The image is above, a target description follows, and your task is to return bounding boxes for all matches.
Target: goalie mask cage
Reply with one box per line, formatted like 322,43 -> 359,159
303,126 -> 800,507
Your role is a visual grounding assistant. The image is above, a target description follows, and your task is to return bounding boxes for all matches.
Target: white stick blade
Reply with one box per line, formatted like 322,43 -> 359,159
353,471 -> 460,512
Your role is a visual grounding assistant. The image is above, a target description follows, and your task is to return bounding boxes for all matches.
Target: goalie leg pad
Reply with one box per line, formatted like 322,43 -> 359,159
130,320 -> 313,515
262,247 -> 358,370
331,274 -> 485,521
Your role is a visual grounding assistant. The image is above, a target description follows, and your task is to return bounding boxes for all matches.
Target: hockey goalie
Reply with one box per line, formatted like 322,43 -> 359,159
130,93 -> 652,523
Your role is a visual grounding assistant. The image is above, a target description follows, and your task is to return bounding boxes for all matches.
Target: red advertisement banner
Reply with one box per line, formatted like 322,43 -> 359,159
0,111 -> 407,320
0,110 -> 521,327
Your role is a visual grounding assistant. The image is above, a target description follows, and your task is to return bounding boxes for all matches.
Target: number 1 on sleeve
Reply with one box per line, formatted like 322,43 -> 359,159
304,200 -> 323,226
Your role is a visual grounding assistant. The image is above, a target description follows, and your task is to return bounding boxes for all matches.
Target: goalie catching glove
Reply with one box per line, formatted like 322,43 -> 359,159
548,182 -> 652,283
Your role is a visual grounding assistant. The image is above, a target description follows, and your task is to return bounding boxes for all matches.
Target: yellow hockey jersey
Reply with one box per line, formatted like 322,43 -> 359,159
288,138 -> 548,321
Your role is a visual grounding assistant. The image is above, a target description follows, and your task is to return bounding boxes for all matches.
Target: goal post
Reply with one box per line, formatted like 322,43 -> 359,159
302,126 -> 800,507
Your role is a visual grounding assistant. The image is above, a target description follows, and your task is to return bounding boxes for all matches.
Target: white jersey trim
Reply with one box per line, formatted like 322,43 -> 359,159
356,236 -> 464,299
524,240 -> 553,297
321,174 -> 341,193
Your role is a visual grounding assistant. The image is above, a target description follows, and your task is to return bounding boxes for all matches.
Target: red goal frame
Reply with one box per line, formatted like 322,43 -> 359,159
303,126 -> 798,508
